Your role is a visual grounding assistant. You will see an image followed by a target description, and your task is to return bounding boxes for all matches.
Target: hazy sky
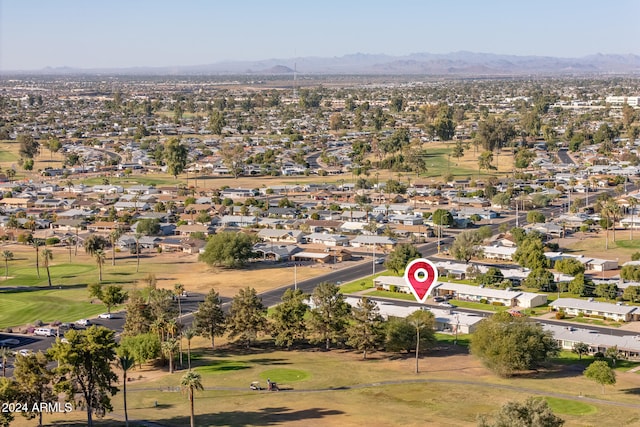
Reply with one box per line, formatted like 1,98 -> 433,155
1,0 -> 639,70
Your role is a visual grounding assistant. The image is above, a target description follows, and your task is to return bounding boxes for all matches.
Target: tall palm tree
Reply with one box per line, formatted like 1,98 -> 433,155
1,250 -> 13,279
180,371 -> 204,427
134,233 -> 142,273
183,328 -> 196,370
174,283 -> 185,319
117,353 -> 135,427
605,200 -> 621,244
110,227 -> 123,266
41,248 -> 53,287
629,197 -> 637,241
161,339 -> 179,374
95,249 -> 106,281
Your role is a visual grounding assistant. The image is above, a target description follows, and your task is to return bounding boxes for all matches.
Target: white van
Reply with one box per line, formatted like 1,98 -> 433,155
34,327 -> 55,337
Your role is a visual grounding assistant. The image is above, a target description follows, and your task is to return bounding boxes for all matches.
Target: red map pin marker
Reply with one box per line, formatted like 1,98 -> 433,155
404,258 -> 438,304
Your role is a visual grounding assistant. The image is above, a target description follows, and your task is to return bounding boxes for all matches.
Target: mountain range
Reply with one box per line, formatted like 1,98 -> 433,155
9,51 -> 640,76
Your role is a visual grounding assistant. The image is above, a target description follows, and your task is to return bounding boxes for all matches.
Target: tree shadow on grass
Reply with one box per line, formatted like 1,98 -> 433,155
621,387 -> 640,395
247,358 -> 291,365
160,406 -> 345,427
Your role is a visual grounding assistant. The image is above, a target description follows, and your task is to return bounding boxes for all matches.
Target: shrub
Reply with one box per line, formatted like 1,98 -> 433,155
491,301 -> 505,306
594,352 -> 605,360
577,312 -> 584,317
555,311 -> 565,320
480,298 -> 488,304
389,285 -> 397,293
33,319 -> 43,327
45,237 -> 60,245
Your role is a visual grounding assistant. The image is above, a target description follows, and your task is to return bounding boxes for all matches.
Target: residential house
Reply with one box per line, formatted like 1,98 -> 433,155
549,298 -> 638,322
433,282 -> 548,308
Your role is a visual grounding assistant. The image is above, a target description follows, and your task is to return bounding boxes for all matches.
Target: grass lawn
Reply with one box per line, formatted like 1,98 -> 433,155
543,397 -> 598,416
448,300 -> 509,313
0,287 -> 119,329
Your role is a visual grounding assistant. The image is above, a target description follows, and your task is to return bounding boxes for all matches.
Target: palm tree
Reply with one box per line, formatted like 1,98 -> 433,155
180,371 -> 204,427
117,353 -> 135,427
161,339 -> 179,374
0,346 -> 12,377
110,227 -> 123,266
1,250 -> 13,279
174,283 -> 185,319
183,328 -> 196,370
41,248 -> 53,287
629,197 -> 637,241
95,249 -> 106,281
134,233 -> 142,273
607,200 -> 621,243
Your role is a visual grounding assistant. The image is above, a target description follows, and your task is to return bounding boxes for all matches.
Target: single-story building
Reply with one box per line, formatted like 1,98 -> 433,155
432,282 -> 548,308
543,323 -> 640,360
549,298 -> 639,322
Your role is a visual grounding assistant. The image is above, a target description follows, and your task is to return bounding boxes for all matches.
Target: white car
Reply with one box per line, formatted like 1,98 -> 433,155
438,302 -> 454,308
18,349 -> 32,356
75,319 -> 91,327
98,313 -> 113,319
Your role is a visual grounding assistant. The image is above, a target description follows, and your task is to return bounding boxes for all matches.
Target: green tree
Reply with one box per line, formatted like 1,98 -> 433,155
193,289 -> 226,349
584,360 -> 616,393
568,273 -> 594,297
554,258 -> 585,275
408,310 -> 436,373
116,352 -> 135,427
271,288 -> 308,349
384,317 -> 416,353
478,151 -> 495,171
346,297 -> 385,360
199,232 -> 255,268
385,243 -> 422,274
17,134 -> 40,159
523,267 -> 555,292
13,351 -> 55,426
594,282 -> 618,300
122,291 -> 152,336
470,313 -> 559,377
479,267 -> 505,286
89,284 -> 127,314
478,396 -> 564,427
572,342 -> 589,360
219,142 -> 245,179
180,371 -> 204,427
432,208 -> 454,227
136,218 -> 161,236
526,210 -> 546,224
0,376 -> 17,426
48,326 -> 119,427
119,333 -> 160,368
513,235 -> 549,269
623,286 -> 640,303
1,250 -> 13,279
452,230 -> 484,263
226,287 -> 267,348
165,138 -> 188,179
605,346 -> 621,367
308,282 -> 351,350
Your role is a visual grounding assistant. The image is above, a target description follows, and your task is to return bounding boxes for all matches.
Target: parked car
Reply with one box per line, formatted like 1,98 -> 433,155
98,313 -> 113,319
438,302 -> 454,308
34,327 -> 55,337
75,319 -> 91,327
18,349 -> 32,356
433,296 -> 445,303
